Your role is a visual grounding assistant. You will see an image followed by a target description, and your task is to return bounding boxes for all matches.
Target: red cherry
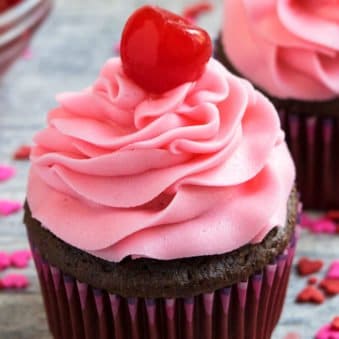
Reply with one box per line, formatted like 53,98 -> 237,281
120,6 -> 212,94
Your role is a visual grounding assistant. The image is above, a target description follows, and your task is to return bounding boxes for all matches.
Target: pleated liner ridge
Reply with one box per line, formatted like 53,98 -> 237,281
30,231 -> 297,339
280,110 -> 339,209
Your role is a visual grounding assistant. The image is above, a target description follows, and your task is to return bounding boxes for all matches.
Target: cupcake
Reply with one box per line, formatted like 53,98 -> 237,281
24,6 -> 298,339
216,1 -> 339,210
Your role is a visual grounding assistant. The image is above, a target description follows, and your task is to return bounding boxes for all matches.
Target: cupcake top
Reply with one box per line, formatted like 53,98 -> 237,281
222,1 -> 339,101
27,6 -> 295,262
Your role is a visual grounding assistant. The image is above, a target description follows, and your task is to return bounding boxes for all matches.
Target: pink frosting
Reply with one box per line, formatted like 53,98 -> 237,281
222,0 -> 339,100
27,58 -> 295,262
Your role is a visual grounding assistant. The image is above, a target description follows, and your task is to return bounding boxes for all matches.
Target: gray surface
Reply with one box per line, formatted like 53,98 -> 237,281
0,1 -> 338,338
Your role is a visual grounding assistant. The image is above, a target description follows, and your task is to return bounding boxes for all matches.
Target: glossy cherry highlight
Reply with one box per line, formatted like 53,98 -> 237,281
120,6 -> 212,94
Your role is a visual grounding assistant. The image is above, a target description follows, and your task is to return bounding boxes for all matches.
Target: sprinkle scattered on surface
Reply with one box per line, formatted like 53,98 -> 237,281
326,210 -> 339,222
326,260 -> 339,280
297,257 -> 324,276
316,316 -> 339,339
308,276 -> 318,285
296,285 -> 325,304
0,252 -> 10,271
182,1 -> 213,22
0,200 -> 22,216
300,212 -> 338,234
0,165 -> 15,182
331,317 -> 339,331
10,250 -> 32,269
320,279 -> 339,296
13,145 -> 31,160
0,274 -> 29,290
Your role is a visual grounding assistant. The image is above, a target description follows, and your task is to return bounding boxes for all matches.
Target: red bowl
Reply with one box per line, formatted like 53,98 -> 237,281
0,0 -> 53,76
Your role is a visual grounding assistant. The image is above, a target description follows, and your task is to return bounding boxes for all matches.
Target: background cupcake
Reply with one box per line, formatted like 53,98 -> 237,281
216,0 -> 339,210
25,6 -> 298,339
0,0 -> 53,77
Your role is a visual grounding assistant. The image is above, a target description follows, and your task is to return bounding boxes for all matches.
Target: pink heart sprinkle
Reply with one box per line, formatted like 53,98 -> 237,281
312,218 -> 337,234
300,213 -> 314,228
300,213 -> 337,234
0,252 -> 10,270
316,324 -> 339,339
0,165 -> 15,182
0,200 -> 22,216
327,261 -> 339,280
0,274 -> 29,289
10,250 -> 32,268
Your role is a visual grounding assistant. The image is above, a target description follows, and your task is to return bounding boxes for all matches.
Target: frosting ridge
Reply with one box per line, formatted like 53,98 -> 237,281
27,58 -> 295,261
222,0 -> 339,100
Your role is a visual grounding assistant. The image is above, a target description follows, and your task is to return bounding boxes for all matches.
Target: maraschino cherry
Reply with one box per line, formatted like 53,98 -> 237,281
120,6 -> 212,94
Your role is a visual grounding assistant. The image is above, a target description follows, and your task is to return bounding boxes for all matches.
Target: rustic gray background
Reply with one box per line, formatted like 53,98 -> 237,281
0,1 -> 338,338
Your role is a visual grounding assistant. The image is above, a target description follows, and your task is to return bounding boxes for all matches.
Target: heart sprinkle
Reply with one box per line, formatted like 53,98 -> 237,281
10,250 -> 32,269
0,274 -> 29,289
182,1 -> 213,22
296,285 -> 325,304
0,165 -> 15,182
308,276 -> 318,285
13,145 -> 31,160
297,257 -> 324,276
326,260 -> 339,280
320,278 -> 339,295
0,252 -> 10,271
316,317 -> 339,339
0,200 -> 22,216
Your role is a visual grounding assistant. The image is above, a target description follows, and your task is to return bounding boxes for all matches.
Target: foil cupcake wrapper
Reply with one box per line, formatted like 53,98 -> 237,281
280,110 -> 339,209
31,233 -> 297,339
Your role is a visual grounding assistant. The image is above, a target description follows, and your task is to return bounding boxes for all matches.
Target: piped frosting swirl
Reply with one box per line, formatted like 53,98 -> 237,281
27,58 -> 295,262
222,0 -> 339,100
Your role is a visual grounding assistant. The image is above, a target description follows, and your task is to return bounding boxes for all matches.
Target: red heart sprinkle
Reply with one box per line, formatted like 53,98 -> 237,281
331,317 -> 339,331
297,257 -> 324,276
326,210 -> 339,222
13,145 -> 31,160
308,276 -> 318,285
182,1 -> 213,22
320,279 -> 339,295
10,250 -> 32,268
120,6 -> 212,94
296,285 -> 325,304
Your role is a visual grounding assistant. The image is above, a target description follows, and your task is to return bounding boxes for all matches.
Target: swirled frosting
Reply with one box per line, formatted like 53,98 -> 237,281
27,58 -> 295,262
222,0 -> 339,100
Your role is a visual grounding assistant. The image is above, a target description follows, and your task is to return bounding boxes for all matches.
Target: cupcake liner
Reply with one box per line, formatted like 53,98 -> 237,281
280,109 -> 339,209
30,233 -> 297,339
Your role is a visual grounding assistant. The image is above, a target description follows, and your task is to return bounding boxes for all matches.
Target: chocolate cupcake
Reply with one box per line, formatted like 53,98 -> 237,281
216,1 -> 339,210
25,6 -> 298,339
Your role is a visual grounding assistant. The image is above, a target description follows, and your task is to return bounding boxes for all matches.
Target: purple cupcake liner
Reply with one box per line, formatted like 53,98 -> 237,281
31,234 -> 297,339
280,109 -> 339,209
